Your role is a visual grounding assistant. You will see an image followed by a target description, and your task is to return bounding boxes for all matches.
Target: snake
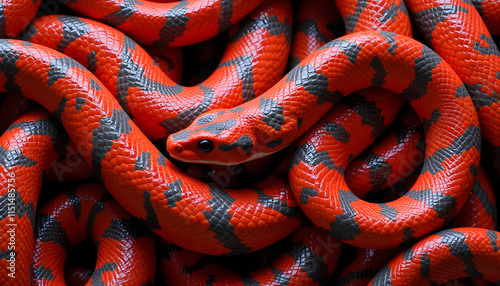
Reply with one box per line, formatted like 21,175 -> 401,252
405,0 -> 500,176
0,38 -> 304,257
0,0 -> 497,284
0,108 -> 70,285
32,183 -> 156,285
20,0 -> 293,141
369,227 -> 500,285
160,223 -> 342,285
334,164 -> 496,285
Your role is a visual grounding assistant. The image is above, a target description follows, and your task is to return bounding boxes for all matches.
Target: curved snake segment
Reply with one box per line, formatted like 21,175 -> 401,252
0,108 -> 69,285
0,39 -> 302,256
161,224 -> 342,285
0,0 -> 40,38
369,228 -> 500,285
33,183 -> 156,285
345,106 -> 424,198
406,0 -> 500,175
60,0 -> 266,46
21,0 -> 292,141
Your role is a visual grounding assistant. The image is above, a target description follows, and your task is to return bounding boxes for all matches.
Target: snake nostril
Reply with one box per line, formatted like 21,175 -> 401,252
175,144 -> 182,153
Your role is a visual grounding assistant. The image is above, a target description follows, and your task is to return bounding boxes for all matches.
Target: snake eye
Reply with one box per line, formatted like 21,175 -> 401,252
197,139 -> 213,153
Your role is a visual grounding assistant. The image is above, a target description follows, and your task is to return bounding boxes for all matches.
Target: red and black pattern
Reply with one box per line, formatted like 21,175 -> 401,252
0,39 -> 302,256
345,106 -> 424,198
161,223 -> 342,285
369,228 -> 500,285
0,108 -> 69,285
59,0 -> 265,46
169,31 -> 481,249
21,0 -> 293,141
33,183 -> 156,285
406,0 -> 500,176
0,0 -> 40,38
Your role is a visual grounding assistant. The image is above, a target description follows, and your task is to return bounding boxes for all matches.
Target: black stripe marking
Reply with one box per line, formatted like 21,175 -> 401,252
0,3 -> 5,38
217,0 -> 233,34
5,117 -> 69,161
102,0 -> 143,27
254,188 -> 297,217
342,93 -> 387,138
0,188 -> 35,231
364,152 -> 392,193
379,203 -> 398,221
471,177 -> 497,228
380,2 -> 409,24
421,125 -> 480,175
0,147 -> 37,169
466,82 -> 499,108
87,50 -> 98,73
370,56 -> 387,87
160,85 -> 216,135
85,194 -> 110,237
138,191 -> 161,230
439,229 -> 483,278
486,230 -> 499,253
230,15 -> 292,46
420,252 -> 438,285
195,114 -> 219,126
379,30 -> 399,56
91,109 -> 132,181
219,134 -> 253,155
286,63 -> 341,105
157,153 -> 167,167
75,97 -> 86,111
401,45 -> 442,101
35,213 -> 71,254
164,179 -> 183,208
265,138 -> 282,149
258,97 -> 285,131
288,240 -> 329,283
56,16 -> 90,52
152,1 -> 189,46
90,262 -> 118,286
134,151 -> 151,170
371,264 -> 392,285
343,0 -> 368,33
202,184 -> 252,255
291,143 -> 345,175
296,18 -> 330,43
116,35 -> 184,120
473,34 -> 500,56
412,5 -> 469,44
422,108 -> 441,134
326,189 -> 361,241
300,187 -> 318,205
89,78 -> 101,91
170,118 -> 236,142
217,55 -> 255,102
102,218 -> 144,241
0,40 -> 22,94
33,265 -> 56,281
65,190 -> 82,221
324,122 -> 350,143
48,57 -> 83,86
270,266 -> 291,285
407,188 -> 457,221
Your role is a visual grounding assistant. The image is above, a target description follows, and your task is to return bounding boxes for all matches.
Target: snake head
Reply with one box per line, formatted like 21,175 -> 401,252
166,108 -> 259,165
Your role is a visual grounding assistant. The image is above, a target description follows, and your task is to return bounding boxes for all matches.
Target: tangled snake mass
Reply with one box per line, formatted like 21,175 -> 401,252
1,0 -> 500,285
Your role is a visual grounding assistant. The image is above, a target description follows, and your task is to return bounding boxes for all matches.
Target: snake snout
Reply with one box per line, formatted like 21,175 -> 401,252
174,144 -> 182,153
